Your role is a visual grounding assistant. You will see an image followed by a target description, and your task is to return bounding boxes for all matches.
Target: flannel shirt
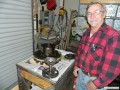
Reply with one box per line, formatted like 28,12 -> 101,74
74,23 -> 120,88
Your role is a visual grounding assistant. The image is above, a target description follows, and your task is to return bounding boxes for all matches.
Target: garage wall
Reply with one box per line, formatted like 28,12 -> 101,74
64,0 -> 80,18
0,0 -> 33,90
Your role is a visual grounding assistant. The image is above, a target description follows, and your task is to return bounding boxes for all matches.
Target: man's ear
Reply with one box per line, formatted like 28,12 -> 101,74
103,11 -> 107,19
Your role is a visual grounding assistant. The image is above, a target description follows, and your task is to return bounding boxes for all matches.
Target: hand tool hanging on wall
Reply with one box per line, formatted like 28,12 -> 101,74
40,0 -> 48,5
40,0 -> 57,25
55,0 -> 68,49
64,10 -> 75,50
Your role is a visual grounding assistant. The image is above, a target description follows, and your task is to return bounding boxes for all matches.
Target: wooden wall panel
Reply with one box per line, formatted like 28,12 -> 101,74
80,0 -> 120,3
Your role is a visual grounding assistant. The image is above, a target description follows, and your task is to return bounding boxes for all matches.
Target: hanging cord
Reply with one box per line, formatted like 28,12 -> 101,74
55,9 -> 68,49
56,9 -> 68,32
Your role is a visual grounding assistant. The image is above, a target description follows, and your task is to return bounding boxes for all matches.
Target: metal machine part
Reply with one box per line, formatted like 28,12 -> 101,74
33,49 -> 61,61
41,43 -> 55,57
64,54 -> 76,59
42,57 -> 59,78
44,57 -> 57,65
42,67 -> 59,78
33,50 -> 61,78
33,50 -> 46,59
41,40 -> 60,56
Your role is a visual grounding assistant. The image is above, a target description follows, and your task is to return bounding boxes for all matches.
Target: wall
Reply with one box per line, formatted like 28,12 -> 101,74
64,0 -> 80,18
0,0 -> 33,90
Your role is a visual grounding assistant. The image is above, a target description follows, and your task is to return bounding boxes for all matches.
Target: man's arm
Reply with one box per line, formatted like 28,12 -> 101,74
93,35 -> 120,88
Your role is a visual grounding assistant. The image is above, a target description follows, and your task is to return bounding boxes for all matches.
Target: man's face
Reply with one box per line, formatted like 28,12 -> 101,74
87,4 -> 106,29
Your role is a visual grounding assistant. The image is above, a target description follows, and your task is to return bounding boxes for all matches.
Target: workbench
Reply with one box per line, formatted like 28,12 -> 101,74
16,50 -> 75,90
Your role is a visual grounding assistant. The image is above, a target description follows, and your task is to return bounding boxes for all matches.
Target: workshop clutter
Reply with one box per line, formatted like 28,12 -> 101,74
47,0 -> 57,11
34,0 -> 80,51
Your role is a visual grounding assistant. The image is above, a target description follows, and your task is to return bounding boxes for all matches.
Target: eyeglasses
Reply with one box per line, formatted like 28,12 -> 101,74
87,10 -> 104,17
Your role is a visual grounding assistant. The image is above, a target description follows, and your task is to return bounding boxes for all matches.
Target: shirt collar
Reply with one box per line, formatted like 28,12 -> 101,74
99,22 -> 107,33
87,22 -> 107,33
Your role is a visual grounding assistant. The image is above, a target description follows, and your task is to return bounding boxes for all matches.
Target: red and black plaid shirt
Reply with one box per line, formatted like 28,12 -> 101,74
74,23 -> 120,88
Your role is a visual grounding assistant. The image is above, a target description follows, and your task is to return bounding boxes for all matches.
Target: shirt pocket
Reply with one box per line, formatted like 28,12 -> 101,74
81,41 -> 86,50
90,44 -> 104,61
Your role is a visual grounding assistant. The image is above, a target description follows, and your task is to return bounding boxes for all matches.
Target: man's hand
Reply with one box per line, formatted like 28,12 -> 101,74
86,80 -> 97,90
73,66 -> 79,77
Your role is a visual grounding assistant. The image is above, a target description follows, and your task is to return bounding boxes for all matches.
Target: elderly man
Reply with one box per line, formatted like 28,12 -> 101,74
73,1 -> 120,90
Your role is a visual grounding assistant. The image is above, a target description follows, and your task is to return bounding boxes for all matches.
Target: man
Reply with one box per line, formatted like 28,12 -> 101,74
73,1 -> 120,90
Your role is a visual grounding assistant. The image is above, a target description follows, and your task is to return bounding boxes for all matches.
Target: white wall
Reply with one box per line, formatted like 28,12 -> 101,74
64,0 -> 80,18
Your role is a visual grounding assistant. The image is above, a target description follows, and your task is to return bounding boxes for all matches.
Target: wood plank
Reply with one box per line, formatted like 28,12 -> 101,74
11,85 -> 19,90
20,70 -> 54,89
80,0 -> 120,3
64,10 -> 75,50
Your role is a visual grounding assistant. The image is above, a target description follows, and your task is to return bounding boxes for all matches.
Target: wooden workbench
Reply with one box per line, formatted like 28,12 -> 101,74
16,54 -> 75,90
